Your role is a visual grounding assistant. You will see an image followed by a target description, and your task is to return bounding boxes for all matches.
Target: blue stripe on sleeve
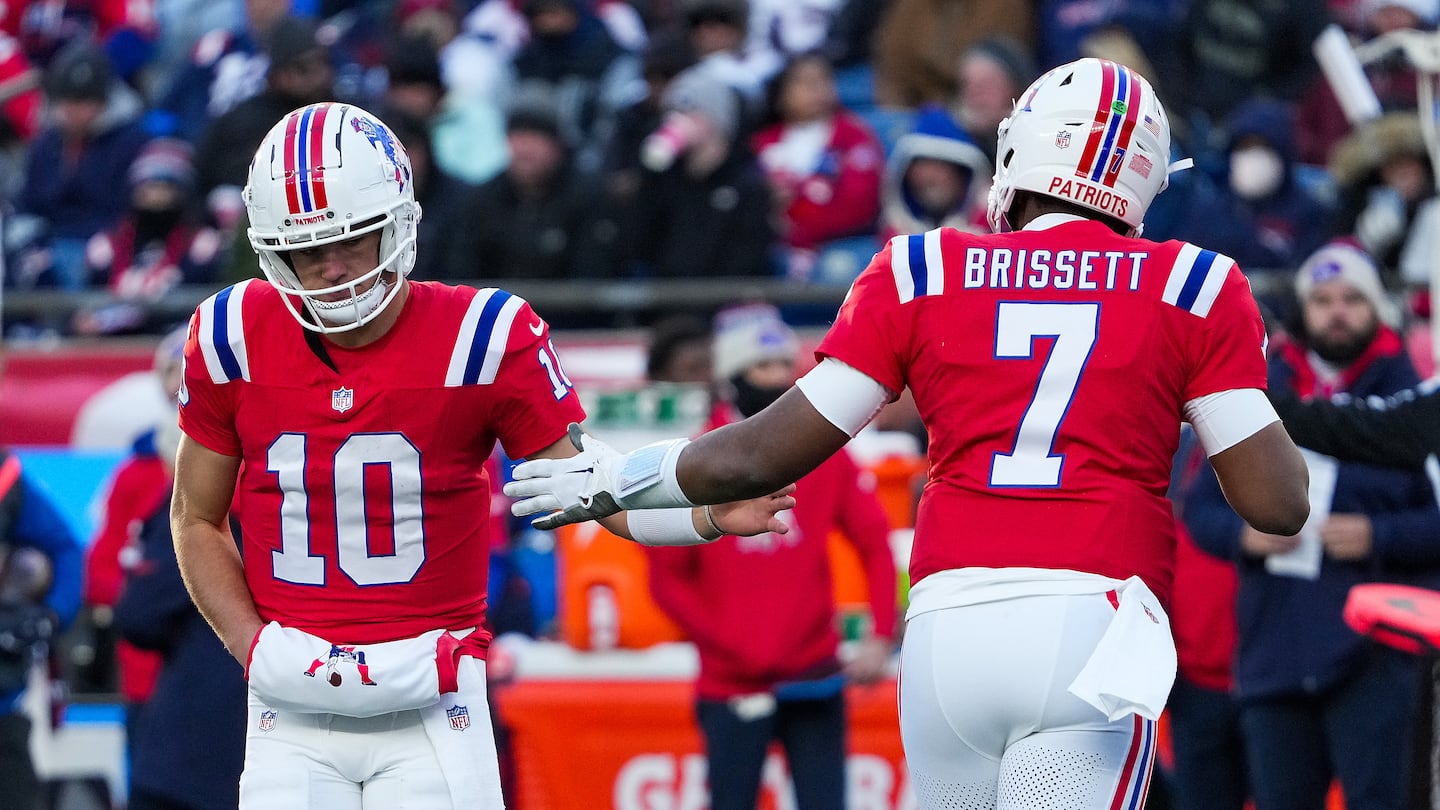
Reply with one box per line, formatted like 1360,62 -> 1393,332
463,290 -> 513,385
1175,249 -> 1218,313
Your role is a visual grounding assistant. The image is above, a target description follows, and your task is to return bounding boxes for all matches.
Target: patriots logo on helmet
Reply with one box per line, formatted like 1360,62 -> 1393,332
350,116 -> 410,192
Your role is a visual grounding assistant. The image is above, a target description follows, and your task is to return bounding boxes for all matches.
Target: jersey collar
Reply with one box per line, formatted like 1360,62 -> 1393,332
1023,212 -> 1089,231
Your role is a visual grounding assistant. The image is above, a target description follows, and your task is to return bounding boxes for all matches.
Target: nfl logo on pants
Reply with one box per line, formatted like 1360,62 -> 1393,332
446,705 -> 469,731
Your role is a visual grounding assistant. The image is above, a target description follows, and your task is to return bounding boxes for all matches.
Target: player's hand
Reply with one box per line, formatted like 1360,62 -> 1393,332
707,486 -> 797,537
1320,513 -> 1373,561
506,424 -> 628,530
844,636 -> 892,686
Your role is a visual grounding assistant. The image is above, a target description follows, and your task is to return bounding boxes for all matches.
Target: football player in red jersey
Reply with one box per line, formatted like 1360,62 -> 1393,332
507,58 -> 1311,809
168,103 -> 794,810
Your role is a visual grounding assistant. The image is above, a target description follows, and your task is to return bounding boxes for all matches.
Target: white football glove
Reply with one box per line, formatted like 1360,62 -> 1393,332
505,423 -> 693,530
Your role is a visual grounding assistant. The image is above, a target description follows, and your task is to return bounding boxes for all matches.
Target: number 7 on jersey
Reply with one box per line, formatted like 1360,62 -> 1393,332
989,302 -> 1099,488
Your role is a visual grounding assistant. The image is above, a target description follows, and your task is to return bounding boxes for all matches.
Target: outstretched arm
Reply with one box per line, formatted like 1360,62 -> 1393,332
526,432 -> 797,542
1270,386 -> 1440,469
507,359 -> 890,529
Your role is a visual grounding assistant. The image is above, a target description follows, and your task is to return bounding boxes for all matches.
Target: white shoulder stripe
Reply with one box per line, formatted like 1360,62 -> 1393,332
889,234 -> 915,304
196,279 -> 254,384
923,228 -> 945,297
445,289 -> 495,387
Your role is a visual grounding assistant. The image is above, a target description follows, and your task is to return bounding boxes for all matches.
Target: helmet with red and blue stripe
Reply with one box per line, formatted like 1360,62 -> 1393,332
244,103 -> 422,333
987,58 -> 1174,237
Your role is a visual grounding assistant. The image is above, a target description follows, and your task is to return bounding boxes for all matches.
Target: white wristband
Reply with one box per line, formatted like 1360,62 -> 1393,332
627,507 -> 714,546
615,438 -> 696,509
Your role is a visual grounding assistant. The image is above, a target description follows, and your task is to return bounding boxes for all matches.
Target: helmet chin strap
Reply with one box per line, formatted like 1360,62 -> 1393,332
312,277 -> 390,325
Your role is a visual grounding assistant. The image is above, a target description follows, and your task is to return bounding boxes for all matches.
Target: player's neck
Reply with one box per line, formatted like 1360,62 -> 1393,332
323,278 -> 411,350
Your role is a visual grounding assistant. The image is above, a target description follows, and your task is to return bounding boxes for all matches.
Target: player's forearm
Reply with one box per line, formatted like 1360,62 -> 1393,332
677,389 -> 850,503
173,519 -> 263,664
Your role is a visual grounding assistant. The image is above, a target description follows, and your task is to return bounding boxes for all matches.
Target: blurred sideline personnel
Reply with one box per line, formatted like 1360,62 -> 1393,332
114,415 -> 246,810
0,450 -> 83,810
507,58 -> 1311,809
646,305 -> 897,810
170,102 -> 792,810
81,326 -> 187,749
1183,241 -> 1435,809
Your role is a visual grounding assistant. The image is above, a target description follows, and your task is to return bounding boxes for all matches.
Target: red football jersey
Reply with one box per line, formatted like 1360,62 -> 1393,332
818,218 -> 1269,605
178,280 -> 585,643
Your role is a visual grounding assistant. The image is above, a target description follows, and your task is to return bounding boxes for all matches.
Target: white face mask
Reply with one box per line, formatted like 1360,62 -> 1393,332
312,277 -> 390,325
1230,146 -> 1285,200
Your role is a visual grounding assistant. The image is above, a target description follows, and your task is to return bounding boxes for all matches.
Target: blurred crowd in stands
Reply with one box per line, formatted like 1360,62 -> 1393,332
0,0 -> 1432,341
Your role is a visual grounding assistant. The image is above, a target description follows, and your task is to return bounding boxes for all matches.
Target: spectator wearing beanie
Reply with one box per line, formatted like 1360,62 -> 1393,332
75,138 -> 221,335
19,40 -> 148,290
440,82 -> 618,280
880,104 -> 991,241
619,66 -> 774,277
646,301 -> 898,810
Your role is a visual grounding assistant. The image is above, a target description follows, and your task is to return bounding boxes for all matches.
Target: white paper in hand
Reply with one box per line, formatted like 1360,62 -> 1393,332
1265,449 -> 1338,580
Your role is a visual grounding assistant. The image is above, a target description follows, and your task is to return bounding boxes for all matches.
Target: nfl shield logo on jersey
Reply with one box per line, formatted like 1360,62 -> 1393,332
446,705 -> 470,731
332,387 -> 354,413
258,710 -> 278,732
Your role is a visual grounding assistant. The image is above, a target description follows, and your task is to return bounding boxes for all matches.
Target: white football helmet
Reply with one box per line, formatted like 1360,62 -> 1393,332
987,58 -> 1175,237
245,103 -> 422,333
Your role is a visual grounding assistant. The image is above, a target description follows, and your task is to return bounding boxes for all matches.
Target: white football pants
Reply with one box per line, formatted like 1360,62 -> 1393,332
239,657 -> 504,809
899,594 -> 1157,810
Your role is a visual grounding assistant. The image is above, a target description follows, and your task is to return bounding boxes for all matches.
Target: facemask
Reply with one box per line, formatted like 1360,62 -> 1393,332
1229,146 -> 1285,200
312,277 -> 389,325
730,373 -> 789,418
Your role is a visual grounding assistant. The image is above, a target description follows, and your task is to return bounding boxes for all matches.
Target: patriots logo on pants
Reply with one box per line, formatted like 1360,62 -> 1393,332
446,705 -> 470,731
303,644 -> 379,686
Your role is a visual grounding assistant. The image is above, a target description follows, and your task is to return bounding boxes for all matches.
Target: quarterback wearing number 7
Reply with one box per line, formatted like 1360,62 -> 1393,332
506,58 -> 1311,810
169,103 -> 793,810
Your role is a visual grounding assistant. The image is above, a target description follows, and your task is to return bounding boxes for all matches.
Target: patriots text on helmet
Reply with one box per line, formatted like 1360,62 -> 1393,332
1046,177 -> 1130,219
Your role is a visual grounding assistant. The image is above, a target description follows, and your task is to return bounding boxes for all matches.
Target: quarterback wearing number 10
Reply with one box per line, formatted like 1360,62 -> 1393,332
169,103 -> 791,809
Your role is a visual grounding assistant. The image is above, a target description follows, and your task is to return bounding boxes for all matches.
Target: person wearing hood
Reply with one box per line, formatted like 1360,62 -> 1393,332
18,39 -> 148,291
1328,112 -> 1438,288
879,104 -> 991,240
1178,99 -> 1334,306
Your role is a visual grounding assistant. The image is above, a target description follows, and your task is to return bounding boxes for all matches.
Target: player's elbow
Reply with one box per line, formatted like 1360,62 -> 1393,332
1239,473 -> 1311,537
1246,497 -> 1310,537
